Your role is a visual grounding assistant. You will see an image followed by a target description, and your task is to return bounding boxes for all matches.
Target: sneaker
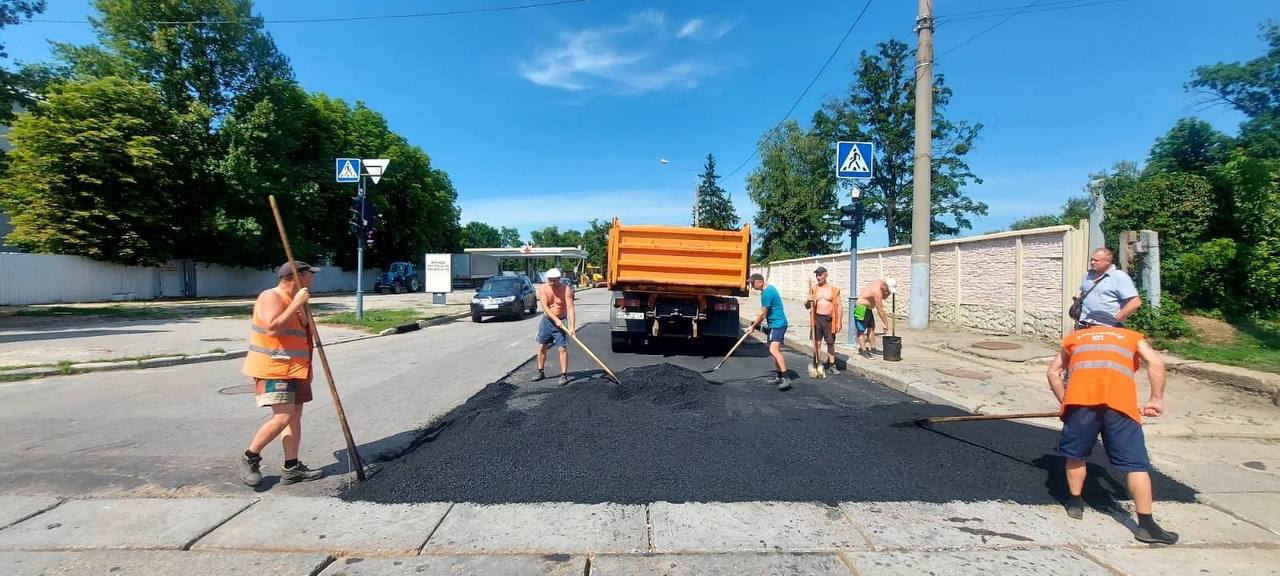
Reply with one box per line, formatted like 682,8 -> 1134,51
777,376 -> 792,391
238,454 -> 262,487
532,369 -> 546,382
281,461 -> 325,485
558,374 -> 570,386
1135,524 -> 1179,545
826,364 -> 840,376
1065,500 -> 1084,520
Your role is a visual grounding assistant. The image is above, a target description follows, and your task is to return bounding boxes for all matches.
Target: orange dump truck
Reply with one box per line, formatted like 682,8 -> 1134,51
607,218 -> 752,352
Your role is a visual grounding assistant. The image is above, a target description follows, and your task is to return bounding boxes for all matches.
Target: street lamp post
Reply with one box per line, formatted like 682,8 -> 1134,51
660,158 -> 700,227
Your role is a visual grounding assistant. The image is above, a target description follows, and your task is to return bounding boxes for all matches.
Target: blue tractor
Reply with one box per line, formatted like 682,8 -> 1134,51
374,261 -> 421,293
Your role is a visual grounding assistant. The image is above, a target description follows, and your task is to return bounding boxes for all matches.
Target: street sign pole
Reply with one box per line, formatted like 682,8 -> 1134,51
836,141 -> 874,347
356,175 -> 366,321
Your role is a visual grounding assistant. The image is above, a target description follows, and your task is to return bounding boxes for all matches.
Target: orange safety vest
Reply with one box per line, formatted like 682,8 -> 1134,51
1060,326 -> 1143,423
242,287 -> 312,380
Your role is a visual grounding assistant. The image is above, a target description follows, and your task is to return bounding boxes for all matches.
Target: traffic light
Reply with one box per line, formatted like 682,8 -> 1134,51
348,196 -> 378,234
839,202 -> 864,234
365,229 -> 375,248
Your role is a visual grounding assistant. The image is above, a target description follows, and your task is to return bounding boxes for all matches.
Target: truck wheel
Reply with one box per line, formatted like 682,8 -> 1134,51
611,334 -> 630,353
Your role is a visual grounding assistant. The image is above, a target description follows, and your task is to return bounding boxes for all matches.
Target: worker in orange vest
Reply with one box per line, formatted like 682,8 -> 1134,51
236,261 -> 326,488
1046,310 -> 1178,545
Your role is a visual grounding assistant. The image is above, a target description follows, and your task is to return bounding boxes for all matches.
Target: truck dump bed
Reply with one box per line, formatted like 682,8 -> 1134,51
607,219 -> 751,297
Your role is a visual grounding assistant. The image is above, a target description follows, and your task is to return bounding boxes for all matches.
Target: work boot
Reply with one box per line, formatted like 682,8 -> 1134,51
558,374 -> 570,386
281,461 -> 325,485
1065,497 -> 1085,520
1135,518 -> 1179,545
532,369 -> 546,382
238,454 -> 262,487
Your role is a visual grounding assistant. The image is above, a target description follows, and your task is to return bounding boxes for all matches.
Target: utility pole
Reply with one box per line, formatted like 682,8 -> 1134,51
909,0 -> 934,330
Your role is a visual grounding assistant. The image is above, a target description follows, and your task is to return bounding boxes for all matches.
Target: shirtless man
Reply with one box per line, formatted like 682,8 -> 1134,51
854,277 -> 895,357
805,266 -> 842,375
533,268 -> 577,386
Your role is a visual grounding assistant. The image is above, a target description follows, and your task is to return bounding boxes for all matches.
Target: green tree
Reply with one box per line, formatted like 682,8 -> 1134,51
0,0 -> 47,124
694,153 -> 739,230
499,226 -> 522,247
747,119 -> 839,262
1009,195 -> 1090,230
1189,22 -> 1280,157
1102,171 -> 1215,258
1144,118 -> 1233,176
813,39 -> 986,244
83,0 -> 292,116
460,221 -> 503,248
582,218 -> 610,270
1,77 -> 201,264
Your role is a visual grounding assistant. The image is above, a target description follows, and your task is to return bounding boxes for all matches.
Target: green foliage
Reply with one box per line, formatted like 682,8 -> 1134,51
694,153 -> 739,230
1189,21 -> 1280,157
499,227 -> 522,247
1,77 -> 203,264
746,120 -> 839,262
0,0 -> 47,124
582,218 -> 610,270
461,222 -> 503,248
1126,291 -> 1191,341
1101,171 -> 1215,258
812,39 -> 986,244
1008,215 -> 1061,231
1009,196 -> 1089,231
1164,238 -> 1239,311
1144,118 -> 1232,176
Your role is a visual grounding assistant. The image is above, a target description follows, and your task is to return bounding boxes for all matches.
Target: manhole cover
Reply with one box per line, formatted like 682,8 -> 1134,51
218,384 -> 255,395
937,368 -> 990,380
972,340 -> 1022,350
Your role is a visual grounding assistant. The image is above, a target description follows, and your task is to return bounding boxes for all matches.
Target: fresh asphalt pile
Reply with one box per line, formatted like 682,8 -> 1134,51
343,326 -> 1196,506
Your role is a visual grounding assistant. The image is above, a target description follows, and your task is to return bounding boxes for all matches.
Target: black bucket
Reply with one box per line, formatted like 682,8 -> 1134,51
882,336 -> 903,362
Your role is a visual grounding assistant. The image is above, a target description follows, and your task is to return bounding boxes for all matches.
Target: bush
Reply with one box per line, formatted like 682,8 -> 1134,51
1127,292 -> 1191,342
1164,237 -> 1239,311
1242,238 -> 1280,313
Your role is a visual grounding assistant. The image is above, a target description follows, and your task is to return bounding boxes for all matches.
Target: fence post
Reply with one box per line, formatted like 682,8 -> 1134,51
1015,237 -> 1025,335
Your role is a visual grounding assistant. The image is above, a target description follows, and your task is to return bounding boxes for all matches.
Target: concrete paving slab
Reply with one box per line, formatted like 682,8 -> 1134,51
840,501 -> 1073,550
1037,501 -> 1280,548
193,497 -> 449,555
0,496 -> 61,529
1199,492 -> 1280,536
0,550 -> 331,576
1094,548 -> 1280,576
649,502 -> 868,552
0,498 -> 252,551
318,554 -> 585,575
588,553 -> 853,575
422,503 -> 646,554
846,550 -> 1109,575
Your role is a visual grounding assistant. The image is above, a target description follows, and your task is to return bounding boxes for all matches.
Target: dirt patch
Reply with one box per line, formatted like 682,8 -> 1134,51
1185,315 -> 1239,346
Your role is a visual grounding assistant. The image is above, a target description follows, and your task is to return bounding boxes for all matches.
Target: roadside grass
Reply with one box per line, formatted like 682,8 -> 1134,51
1164,315 -> 1280,374
318,308 -> 422,333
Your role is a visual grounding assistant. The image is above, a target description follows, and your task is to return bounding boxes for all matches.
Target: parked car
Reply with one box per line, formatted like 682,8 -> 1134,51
470,274 -> 537,322
374,261 -> 420,293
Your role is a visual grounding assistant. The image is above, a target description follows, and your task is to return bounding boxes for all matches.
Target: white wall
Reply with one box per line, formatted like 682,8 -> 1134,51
0,253 -> 381,305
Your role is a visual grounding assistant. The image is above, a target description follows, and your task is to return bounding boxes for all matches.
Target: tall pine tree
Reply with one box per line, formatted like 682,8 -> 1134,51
694,153 -> 740,230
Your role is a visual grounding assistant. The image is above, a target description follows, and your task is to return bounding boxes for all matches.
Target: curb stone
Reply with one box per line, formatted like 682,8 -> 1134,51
1168,361 -> 1280,406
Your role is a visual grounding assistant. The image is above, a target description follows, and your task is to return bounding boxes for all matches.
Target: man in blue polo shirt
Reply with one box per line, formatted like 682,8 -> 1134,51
749,273 -> 791,391
1078,248 -> 1142,324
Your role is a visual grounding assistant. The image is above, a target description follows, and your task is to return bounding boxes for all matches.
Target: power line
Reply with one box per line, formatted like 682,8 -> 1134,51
936,0 -> 1107,22
937,0 -> 1128,24
31,0 -> 588,25
723,0 -> 875,180
936,0 -> 1046,60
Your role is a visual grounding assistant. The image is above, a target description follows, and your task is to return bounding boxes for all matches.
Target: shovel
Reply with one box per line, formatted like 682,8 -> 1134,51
708,320 -> 758,372
807,279 -> 825,379
893,411 -> 1060,428
568,331 -> 621,384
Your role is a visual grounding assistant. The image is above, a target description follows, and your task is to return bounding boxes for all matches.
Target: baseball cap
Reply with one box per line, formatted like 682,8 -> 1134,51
545,267 -> 562,279
278,260 -> 320,278
884,277 -> 897,294
814,266 -> 828,275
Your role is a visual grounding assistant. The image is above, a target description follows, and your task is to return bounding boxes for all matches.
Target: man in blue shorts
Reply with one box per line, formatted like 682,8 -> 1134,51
748,273 -> 790,391
534,268 -> 576,386
1046,310 -> 1178,545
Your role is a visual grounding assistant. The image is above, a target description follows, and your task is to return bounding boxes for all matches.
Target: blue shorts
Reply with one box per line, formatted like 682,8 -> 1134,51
1057,406 -> 1152,472
536,315 -> 567,348
766,325 -> 787,344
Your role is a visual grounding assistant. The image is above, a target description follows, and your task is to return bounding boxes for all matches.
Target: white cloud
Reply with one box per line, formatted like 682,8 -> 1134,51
521,10 -> 734,95
460,187 -> 698,232
677,16 -> 739,40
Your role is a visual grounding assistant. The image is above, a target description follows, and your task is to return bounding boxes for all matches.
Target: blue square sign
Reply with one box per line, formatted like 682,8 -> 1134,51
836,141 -> 874,179
335,158 -> 361,183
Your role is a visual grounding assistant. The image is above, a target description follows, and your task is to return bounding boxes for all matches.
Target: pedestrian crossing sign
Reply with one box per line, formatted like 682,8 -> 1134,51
836,141 -> 874,179
336,158 -> 361,183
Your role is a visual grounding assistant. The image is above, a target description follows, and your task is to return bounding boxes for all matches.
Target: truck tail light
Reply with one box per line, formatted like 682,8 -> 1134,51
712,302 -> 738,311
614,298 -> 645,308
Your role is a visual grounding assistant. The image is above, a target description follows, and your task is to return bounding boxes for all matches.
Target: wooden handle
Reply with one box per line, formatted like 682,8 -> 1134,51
569,331 -> 620,383
715,325 -> 756,370
268,195 -> 366,481
924,411 -> 1059,424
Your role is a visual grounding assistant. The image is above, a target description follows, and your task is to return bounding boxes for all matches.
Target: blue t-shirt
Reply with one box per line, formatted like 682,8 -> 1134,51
1079,266 -> 1140,318
760,285 -> 788,329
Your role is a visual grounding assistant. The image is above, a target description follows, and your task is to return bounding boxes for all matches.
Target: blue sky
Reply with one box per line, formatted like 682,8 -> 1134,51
8,0 -> 1276,248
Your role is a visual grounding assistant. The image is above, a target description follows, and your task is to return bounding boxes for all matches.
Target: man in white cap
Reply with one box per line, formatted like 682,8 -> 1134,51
534,267 -> 576,386
854,277 -> 895,357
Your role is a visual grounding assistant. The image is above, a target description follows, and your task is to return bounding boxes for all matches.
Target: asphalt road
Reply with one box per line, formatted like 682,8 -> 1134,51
343,300 -> 1196,506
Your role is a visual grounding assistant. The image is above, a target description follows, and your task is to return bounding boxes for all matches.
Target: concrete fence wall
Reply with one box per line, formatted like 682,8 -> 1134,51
0,253 -> 381,305
751,225 -> 1088,340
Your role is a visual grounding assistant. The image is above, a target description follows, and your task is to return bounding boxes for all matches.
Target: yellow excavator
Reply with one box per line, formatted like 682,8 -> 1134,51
582,264 -> 604,288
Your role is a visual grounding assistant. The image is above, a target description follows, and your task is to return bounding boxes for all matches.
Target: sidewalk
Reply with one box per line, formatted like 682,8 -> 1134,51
0,494 -> 1276,575
0,291 -> 476,378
